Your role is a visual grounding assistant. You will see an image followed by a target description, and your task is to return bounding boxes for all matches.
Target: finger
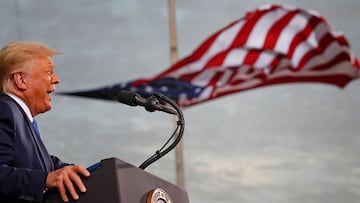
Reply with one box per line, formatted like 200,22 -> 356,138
64,174 -> 79,200
57,177 -> 69,202
69,172 -> 87,193
74,165 -> 91,177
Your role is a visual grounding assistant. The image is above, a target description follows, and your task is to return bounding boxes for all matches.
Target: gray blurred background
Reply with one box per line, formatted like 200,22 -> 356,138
1,0 -> 360,203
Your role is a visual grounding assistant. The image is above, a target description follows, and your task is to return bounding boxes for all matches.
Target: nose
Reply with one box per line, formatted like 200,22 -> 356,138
51,72 -> 61,84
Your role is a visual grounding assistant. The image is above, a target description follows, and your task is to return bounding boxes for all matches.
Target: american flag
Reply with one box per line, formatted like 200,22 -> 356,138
62,4 -> 360,107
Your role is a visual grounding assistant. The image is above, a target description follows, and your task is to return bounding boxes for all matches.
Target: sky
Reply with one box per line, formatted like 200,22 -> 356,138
1,0 -> 360,203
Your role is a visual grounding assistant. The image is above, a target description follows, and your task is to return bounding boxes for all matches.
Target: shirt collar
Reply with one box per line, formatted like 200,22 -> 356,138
5,92 -> 34,122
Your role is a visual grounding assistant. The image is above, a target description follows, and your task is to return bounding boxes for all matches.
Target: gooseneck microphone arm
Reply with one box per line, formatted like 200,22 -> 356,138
137,92 -> 185,170
116,90 -> 184,170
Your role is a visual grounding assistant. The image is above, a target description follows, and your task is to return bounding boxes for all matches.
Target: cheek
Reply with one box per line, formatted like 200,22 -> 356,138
37,77 -> 51,89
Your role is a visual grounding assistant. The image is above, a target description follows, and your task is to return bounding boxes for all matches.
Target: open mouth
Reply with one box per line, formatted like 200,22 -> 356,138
47,90 -> 55,95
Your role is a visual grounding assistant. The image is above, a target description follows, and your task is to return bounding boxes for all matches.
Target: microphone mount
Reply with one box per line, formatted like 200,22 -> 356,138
118,90 -> 178,115
116,90 -> 184,169
137,92 -> 185,170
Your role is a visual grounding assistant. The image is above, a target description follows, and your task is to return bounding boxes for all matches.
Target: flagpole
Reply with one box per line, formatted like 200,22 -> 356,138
167,0 -> 185,189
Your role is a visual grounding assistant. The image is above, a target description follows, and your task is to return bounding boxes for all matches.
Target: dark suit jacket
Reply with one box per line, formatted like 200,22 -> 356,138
0,94 -> 67,203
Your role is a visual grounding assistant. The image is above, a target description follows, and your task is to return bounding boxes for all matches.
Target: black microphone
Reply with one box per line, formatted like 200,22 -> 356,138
117,90 -> 177,115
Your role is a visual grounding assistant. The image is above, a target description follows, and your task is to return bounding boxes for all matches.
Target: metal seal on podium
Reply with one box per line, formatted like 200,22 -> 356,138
147,188 -> 173,203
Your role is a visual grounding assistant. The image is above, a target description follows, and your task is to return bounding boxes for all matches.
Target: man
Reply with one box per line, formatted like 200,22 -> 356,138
0,41 -> 90,203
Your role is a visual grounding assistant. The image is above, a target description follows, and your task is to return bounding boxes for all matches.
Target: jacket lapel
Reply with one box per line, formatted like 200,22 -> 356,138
26,118 -> 54,171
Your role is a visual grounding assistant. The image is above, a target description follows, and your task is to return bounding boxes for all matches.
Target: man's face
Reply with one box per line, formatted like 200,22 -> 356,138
25,56 -> 60,116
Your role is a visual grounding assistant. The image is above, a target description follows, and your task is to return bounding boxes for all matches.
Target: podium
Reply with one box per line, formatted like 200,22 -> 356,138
45,157 -> 189,203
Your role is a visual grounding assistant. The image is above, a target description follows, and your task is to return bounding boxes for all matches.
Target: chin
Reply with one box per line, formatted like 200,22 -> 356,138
43,103 -> 52,113
46,105 -> 52,111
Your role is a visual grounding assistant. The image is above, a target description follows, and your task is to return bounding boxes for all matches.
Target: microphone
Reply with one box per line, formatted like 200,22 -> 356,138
117,90 -> 177,115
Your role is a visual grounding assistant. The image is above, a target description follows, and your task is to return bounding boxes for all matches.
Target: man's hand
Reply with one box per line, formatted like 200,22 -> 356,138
46,165 -> 90,202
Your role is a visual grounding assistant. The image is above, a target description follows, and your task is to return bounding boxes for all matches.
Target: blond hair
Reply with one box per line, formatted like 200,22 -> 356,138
0,41 -> 60,93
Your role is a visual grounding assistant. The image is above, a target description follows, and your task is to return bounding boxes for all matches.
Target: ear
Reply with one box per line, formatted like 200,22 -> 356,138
12,72 -> 27,90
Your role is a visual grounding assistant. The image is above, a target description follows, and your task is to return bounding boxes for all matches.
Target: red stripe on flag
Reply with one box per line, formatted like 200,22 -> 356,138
263,10 -> 299,49
232,11 -> 265,47
287,16 -> 320,60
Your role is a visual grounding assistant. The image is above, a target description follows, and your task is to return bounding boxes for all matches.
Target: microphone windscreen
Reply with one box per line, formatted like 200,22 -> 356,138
117,90 -> 138,106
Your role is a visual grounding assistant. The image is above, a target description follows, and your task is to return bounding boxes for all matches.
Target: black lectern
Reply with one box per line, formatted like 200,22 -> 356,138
45,157 -> 189,203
